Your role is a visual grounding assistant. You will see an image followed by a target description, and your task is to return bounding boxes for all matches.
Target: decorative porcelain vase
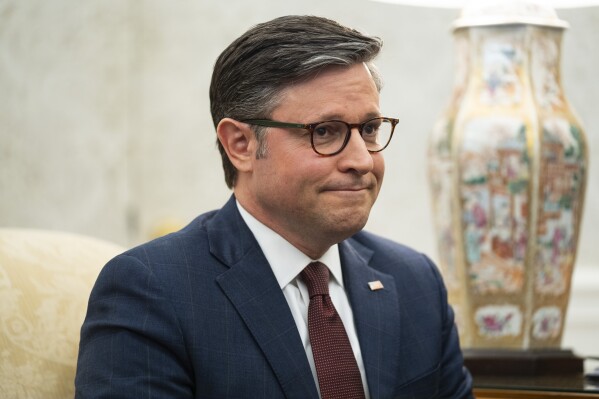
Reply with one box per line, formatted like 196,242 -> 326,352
428,1 -> 588,349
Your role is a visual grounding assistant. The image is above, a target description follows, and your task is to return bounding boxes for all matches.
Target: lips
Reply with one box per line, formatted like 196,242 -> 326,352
322,180 -> 375,192
326,186 -> 369,192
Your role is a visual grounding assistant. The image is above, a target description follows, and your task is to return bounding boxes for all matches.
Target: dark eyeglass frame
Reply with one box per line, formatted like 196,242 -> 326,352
242,116 -> 399,156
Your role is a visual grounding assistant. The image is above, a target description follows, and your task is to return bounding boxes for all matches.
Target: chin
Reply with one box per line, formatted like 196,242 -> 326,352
329,214 -> 369,239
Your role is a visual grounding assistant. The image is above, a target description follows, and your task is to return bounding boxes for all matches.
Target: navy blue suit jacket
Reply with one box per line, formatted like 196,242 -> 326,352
75,196 -> 472,398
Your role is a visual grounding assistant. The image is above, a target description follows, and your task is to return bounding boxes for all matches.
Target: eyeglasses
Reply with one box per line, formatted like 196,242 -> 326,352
242,116 -> 399,156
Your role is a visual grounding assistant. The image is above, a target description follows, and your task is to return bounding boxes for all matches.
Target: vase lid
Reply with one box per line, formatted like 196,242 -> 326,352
453,0 -> 569,30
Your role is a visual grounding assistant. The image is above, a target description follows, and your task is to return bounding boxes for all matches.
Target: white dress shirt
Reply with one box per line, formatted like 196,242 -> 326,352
237,201 -> 370,399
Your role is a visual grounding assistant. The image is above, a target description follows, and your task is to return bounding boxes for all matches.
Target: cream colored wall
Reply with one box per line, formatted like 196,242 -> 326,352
1,1 -> 597,358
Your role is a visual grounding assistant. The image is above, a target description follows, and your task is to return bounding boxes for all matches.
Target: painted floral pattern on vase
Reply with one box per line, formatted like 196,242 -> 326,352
532,306 -> 562,340
475,305 -> 522,337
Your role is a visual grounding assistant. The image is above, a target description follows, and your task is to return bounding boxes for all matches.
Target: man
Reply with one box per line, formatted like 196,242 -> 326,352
75,15 -> 473,399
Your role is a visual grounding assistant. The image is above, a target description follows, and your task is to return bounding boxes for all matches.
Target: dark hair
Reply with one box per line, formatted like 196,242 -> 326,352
210,15 -> 383,188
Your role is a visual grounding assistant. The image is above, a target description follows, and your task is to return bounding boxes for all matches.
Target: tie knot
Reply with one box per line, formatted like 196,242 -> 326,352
301,261 -> 330,297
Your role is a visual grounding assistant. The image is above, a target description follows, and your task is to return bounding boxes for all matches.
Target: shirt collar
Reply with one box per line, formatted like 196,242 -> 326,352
236,200 -> 343,289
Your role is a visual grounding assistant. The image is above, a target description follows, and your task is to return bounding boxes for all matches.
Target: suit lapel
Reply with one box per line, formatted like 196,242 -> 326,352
208,197 -> 318,399
340,239 -> 401,399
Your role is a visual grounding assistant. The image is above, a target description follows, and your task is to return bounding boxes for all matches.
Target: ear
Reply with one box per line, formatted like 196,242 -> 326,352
216,118 -> 256,173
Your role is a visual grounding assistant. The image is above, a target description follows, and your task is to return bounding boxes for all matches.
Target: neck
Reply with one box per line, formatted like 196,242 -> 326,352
234,191 -> 332,260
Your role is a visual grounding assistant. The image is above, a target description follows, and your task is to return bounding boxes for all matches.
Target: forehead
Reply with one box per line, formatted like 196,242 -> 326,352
273,63 -> 380,121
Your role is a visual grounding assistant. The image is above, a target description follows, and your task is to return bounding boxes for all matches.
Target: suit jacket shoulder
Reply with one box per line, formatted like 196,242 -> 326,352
76,198 -> 319,399
341,230 -> 473,399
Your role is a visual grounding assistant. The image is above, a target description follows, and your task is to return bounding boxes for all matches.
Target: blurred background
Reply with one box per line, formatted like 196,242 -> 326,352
1,0 -> 597,356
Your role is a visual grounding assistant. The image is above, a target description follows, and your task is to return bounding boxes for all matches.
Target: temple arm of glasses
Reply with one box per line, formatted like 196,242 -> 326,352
242,119 -> 308,129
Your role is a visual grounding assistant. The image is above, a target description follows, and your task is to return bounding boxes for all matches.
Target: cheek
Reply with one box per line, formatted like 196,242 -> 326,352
257,155 -> 308,192
278,150 -> 326,180
373,156 -> 385,183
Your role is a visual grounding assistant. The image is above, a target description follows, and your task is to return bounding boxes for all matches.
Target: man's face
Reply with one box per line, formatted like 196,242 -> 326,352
238,63 -> 385,258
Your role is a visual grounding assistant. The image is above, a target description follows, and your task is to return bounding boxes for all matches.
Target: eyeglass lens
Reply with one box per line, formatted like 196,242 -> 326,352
312,118 -> 393,155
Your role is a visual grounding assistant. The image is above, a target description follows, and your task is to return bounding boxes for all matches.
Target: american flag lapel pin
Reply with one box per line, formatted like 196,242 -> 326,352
368,280 -> 384,291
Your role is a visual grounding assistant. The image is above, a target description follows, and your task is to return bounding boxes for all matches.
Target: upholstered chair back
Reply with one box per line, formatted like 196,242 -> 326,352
0,229 -> 124,399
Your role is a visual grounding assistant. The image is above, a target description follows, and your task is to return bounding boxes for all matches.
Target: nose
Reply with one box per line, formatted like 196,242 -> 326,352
337,127 -> 374,174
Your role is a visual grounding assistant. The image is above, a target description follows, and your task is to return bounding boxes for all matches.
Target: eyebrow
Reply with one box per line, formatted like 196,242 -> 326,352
311,112 -> 382,123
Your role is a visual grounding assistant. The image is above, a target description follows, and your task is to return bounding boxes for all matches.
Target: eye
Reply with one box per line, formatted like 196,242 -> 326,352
313,122 -> 345,139
362,120 -> 381,136
314,125 -> 330,137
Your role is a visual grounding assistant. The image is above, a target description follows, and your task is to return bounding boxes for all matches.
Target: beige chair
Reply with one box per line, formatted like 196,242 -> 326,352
0,229 -> 124,399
